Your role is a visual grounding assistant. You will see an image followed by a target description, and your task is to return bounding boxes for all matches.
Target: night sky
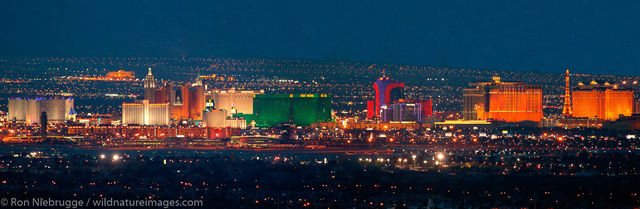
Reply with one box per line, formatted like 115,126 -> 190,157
1,0 -> 639,75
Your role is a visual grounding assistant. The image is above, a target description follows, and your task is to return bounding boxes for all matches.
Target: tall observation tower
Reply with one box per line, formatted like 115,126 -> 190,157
562,68 -> 573,117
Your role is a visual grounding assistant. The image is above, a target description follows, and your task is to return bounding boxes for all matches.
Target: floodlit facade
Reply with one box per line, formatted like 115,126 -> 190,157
249,94 -> 332,127
572,81 -> 634,120
143,68 -> 156,102
463,77 -> 543,122
368,76 -> 404,118
148,81 -> 206,121
202,109 -> 247,129
203,109 -> 228,128
380,101 -> 432,122
562,68 -> 573,116
207,89 -> 263,114
8,98 -> 75,125
7,99 -> 27,121
106,70 -> 135,79
122,100 -> 170,125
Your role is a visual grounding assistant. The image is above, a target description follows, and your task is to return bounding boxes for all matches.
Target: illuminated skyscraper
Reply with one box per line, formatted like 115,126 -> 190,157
207,89 -> 263,114
366,100 -> 376,119
8,98 -> 75,125
250,94 -> 332,127
572,81 -> 633,120
203,108 -> 228,128
421,100 -> 433,118
169,84 -> 191,120
463,77 -> 543,122
562,68 -> 573,116
167,83 -> 205,121
380,102 -> 429,122
462,87 -> 486,120
143,67 -> 156,101
144,77 -> 206,121
121,100 -> 170,125
369,75 -> 404,118
189,80 -> 206,121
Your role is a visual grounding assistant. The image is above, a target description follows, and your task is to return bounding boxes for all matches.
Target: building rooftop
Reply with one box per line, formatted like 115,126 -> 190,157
574,81 -> 631,91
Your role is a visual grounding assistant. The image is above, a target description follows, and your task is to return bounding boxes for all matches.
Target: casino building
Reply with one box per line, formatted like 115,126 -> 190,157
380,101 -> 433,122
202,100 -> 247,129
242,94 -> 332,127
121,100 -> 170,125
106,70 -> 135,80
365,73 -> 433,122
206,89 -> 263,114
8,98 -> 75,125
142,69 -> 206,121
571,81 -> 633,120
367,75 -> 404,118
463,77 -> 543,122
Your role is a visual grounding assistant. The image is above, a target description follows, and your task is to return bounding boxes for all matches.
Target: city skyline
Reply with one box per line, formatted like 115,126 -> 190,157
2,2 -> 640,208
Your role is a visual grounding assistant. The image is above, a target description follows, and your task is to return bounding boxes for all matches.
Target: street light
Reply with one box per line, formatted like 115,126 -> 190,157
112,154 -> 120,161
412,154 -> 417,168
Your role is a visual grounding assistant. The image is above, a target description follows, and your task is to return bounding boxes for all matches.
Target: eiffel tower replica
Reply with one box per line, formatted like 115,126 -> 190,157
562,68 -> 573,117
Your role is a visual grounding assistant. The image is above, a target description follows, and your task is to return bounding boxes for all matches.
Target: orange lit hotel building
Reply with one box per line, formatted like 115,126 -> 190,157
148,83 -> 205,121
463,77 -> 543,122
571,81 -> 633,120
106,70 -> 135,79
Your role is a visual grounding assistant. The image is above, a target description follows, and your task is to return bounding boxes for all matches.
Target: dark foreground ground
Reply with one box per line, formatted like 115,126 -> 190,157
0,146 -> 639,208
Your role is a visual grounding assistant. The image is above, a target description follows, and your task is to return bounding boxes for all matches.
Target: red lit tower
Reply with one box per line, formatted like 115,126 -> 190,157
371,75 -> 404,118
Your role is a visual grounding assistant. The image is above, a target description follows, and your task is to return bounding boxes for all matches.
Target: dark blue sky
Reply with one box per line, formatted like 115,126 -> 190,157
1,0 -> 639,75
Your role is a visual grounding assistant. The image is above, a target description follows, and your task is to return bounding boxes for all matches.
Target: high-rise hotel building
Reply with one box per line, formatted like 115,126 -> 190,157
207,89 -> 263,114
122,67 -> 170,125
143,68 -> 156,102
122,100 -> 170,125
571,81 -> 633,120
463,77 -> 543,122
367,75 -> 404,119
148,81 -> 205,121
8,98 -> 75,125
139,68 -> 206,121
